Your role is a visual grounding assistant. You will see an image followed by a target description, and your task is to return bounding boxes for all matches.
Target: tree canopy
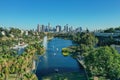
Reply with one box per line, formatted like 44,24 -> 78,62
84,46 -> 120,79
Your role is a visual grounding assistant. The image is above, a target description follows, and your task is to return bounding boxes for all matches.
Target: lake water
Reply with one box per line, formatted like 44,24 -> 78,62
36,38 -> 85,80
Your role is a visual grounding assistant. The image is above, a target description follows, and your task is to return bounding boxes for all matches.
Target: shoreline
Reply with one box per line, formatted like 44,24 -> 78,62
76,58 -> 88,80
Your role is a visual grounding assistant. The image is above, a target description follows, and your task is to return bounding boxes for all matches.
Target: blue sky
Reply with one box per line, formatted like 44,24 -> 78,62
0,0 -> 120,30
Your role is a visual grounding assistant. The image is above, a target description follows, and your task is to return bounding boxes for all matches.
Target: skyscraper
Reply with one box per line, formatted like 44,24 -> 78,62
37,24 -> 41,32
48,23 -> 50,32
45,26 -> 49,32
76,27 -> 82,32
56,25 -> 61,32
69,26 -> 73,32
42,25 -> 45,32
64,24 -> 69,32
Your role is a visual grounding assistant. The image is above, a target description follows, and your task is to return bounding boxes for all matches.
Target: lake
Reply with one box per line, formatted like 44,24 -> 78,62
36,38 -> 86,80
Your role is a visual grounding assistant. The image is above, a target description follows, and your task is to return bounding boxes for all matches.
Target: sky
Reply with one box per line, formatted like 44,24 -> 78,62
0,0 -> 120,30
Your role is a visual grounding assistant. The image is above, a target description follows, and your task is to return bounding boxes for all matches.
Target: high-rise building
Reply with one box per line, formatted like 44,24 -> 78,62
45,26 -> 49,32
37,24 -> 41,32
69,26 -> 73,32
49,26 -> 53,32
56,25 -> 61,32
76,27 -> 82,32
53,27 -> 56,32
42,25 -> 45,32
80,27 -> 82,32
48,23 -> 50,32
64,24 -> 69,32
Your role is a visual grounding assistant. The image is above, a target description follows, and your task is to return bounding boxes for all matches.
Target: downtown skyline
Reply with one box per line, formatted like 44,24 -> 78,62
0,0 -> 120,30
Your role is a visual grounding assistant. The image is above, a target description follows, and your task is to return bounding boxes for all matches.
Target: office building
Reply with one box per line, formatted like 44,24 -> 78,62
76,27 -> 82,32
56,25 -> 61,32
64,24 -> 69,32
42,25 -> 45,32
69,26 -> 73,32
37,24 -> 41,32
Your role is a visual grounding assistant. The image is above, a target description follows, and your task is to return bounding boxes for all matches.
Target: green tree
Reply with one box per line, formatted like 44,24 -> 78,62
84,46 -> 120,79
9,27 -> 21,37
104,28 -> 115,33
